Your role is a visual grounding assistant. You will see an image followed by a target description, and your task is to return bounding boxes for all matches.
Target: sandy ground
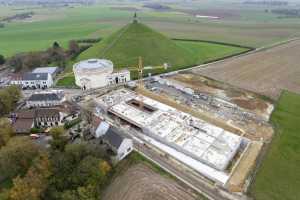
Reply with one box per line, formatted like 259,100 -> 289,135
102,164 -> 199,200
227,141 -> 263,192
192,39 -> 300,100
139,84 -> 273,141
169,73 -> 272,117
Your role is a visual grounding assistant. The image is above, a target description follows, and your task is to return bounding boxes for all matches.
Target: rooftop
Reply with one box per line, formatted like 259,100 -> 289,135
22,73 -> 49,81
103,127 -> 125,149
97,89 -> 242,171
36,108 -> 60,117
28,93 -> 63,102
32,67 -> 59,75
74,59 -> 113,71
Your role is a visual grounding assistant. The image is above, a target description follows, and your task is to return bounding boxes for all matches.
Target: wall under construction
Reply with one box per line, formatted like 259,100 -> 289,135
97,88 -> 242,172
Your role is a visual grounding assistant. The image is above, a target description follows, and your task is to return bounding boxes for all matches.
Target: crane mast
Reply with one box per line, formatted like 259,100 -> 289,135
137,56 -> 144,109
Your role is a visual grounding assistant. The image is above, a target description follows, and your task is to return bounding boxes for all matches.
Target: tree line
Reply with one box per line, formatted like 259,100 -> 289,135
0,86 -> 22,117
0,126 -> 113,200
0,40 -> 89,72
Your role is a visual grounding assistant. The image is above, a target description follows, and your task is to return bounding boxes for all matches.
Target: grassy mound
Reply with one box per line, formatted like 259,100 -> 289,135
251,91 -> 300,200
77,22 -> 196,69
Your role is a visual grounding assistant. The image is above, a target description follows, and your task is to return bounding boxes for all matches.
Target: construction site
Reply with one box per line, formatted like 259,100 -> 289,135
77,60 -> 275,195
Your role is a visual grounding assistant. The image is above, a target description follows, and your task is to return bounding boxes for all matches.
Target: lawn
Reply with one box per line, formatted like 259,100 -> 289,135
251,91 -> 300,200
56,76 -> 76,87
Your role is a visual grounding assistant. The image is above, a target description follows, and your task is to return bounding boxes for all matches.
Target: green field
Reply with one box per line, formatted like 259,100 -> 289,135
1,2 -> 300,57
175,40 -> 248,63
251,91 -> 300,200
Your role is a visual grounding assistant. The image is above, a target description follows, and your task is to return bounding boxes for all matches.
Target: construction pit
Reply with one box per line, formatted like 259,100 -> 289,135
144,73 -> 274,142
92,83 -> 272,193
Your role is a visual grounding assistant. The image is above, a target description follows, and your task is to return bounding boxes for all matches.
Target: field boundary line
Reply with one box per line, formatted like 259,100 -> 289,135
162,37 -> 300,76
172,38 -> 255,50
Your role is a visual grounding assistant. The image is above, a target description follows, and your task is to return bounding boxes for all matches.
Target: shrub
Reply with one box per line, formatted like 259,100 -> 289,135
64,118 -> 81,129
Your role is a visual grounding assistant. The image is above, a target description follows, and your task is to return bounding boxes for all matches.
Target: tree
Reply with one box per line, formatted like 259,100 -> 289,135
50,126 -> 68,152
61,185 -> 98,200
6,85 -> 21,104
0,86 -> 21,116
9,153 -> 51,200
0,88 -> 13,116
0,118 -> 14,148
53,41 -> 60,49
46,46 -> 66,68
0,54 -> 5,65
23,52 -> 43,69
0,137 -> 39,181
72,156 -> 105,186
99,160 -> 111,176
45,143 -> 108,199
8,54 -> 24,72
69,40 -> 80,56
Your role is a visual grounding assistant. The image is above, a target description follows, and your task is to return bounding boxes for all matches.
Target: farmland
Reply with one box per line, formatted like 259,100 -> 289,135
1,1 -> 300,56
193,39 -> 300,100
251,91 -> 300,200
175,40 -> 249,64
103,164 -> 199,200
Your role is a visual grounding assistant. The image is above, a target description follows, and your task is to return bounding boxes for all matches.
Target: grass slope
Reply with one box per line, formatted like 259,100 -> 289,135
77,22 -> 196,69
175,40 -> 248,64
251,91 -> 300,200
60,40 -> 248,86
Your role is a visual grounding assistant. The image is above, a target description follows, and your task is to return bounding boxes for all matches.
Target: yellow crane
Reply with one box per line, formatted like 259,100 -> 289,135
127,56 -> 168,108
127,56 -> 168,89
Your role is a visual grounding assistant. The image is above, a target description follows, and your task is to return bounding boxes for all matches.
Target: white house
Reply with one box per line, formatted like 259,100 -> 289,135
10,73 -> 53,89
93,121 -> 133,162
102,127 -> 133,162
106,70 -> 130,85
32,67 -> 60,78
27,91 -> 65,108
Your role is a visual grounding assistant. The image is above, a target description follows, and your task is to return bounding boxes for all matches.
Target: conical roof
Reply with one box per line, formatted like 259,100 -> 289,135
77,22 -> 196,69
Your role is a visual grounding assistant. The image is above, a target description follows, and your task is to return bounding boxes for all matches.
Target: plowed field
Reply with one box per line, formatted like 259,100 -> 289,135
193,39 -> 300,99
103,164 -> 199,200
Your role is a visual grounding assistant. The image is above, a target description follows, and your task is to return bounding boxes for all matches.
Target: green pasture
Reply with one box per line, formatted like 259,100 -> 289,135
175,40 -> 248,63
251,91 -> 300,200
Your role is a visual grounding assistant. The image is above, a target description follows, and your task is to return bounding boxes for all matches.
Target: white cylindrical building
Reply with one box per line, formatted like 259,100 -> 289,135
73,59 -> 113,90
